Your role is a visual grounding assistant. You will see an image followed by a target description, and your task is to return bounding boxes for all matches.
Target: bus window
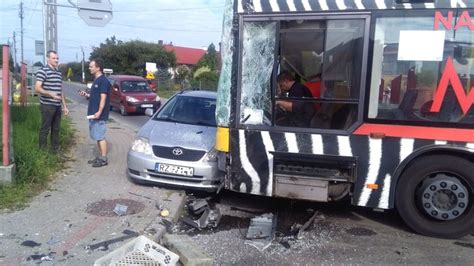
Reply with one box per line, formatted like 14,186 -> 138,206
277,19 -> 365,130
369,12 -> 474,125
239,22 -> 276,126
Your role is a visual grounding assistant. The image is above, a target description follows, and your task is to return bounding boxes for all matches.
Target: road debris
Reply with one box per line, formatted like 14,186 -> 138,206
85,230 -> 139,251
244,213 -> 277,251
21,240 -> 41,248
113,204 -> 128,216
182,207 -> 222,230
297,210 -> 319,239
160,208 -> 170,217
188,198 -> 209,215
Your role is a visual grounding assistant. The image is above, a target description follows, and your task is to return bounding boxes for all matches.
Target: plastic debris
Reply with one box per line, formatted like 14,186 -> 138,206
244,213 -> 277,251
113,204 -> 128,216
160,209 -> 170,217
21,240 -> 41,248
182,207 -> 222,230
188,198 -> 209,215
86,230 -> 139,251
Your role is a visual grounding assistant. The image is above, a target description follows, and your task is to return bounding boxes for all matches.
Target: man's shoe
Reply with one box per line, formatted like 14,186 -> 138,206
88,158 -> 99,164
92,158 -> 108,167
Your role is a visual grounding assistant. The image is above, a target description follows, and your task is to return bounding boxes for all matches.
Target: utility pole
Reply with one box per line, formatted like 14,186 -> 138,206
81,46 -> 85,83
19,1 -> 24,64
13,32 -> 17,75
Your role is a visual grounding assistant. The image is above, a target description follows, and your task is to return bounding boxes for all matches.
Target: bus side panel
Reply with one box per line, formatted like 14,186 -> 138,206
228,128 -> 473,209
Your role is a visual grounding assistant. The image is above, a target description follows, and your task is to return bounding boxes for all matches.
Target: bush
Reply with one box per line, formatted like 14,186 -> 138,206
0,105 -> 75,209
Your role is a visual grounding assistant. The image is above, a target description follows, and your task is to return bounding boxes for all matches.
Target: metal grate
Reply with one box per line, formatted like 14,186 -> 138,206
152,146 -> 206,161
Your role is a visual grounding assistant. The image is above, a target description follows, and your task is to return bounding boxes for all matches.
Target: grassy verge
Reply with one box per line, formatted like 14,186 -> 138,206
0,105 -> 75,209
157,88 -> 180,99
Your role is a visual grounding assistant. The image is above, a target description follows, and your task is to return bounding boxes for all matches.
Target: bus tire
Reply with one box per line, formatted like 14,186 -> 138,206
395,155 -> 474,239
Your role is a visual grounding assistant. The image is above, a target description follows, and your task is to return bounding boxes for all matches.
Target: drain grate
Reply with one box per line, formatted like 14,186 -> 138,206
86,198 -> 145,217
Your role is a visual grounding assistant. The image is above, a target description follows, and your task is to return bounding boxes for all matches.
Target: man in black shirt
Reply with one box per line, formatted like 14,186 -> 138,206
276,71 -> 314,127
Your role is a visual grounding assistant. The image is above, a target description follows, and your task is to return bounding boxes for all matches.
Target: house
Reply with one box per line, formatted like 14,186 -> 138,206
163,43 -> 207,67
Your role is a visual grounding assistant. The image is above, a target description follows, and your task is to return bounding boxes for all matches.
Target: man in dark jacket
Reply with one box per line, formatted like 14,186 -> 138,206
276,71 -> 314,127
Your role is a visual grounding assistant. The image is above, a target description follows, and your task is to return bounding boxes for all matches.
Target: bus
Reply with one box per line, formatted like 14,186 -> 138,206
214,0 -> 474,239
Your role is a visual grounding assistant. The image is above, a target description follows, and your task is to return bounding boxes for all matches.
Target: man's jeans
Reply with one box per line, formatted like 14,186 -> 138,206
39,104 -> 62,151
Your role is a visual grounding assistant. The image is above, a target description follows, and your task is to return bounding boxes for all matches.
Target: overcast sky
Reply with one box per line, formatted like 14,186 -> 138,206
0,0 -> 226,65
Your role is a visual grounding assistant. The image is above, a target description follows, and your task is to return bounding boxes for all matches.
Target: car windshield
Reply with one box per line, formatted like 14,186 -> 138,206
121,81 -> 152,92
154,94 -> 216,127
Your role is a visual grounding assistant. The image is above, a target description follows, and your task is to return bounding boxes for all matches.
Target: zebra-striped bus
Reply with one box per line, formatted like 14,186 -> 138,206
215,0 -> 474,238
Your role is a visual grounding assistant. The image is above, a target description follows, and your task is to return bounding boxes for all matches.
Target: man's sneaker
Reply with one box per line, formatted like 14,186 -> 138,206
92,158 -> 108,168
88,158 -> 99,164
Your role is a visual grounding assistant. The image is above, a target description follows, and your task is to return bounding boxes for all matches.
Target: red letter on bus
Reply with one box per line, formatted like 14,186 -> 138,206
434,11 -> 453,30
430,57 -> 474,114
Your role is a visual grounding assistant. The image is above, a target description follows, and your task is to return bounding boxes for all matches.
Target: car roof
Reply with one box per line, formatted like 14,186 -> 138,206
177,90 -> 217,99
108,75 -> 147,81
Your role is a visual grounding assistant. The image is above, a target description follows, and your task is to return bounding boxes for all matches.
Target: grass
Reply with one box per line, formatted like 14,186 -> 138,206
0,105 -> 75,209
158,88 -> 180,99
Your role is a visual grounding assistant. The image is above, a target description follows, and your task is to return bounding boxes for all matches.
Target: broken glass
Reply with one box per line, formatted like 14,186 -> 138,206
240,22 -> 276,125
216,0 -> 234,127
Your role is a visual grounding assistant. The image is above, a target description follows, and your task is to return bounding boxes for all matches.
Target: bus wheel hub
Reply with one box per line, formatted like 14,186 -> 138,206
419,174 -> 469,221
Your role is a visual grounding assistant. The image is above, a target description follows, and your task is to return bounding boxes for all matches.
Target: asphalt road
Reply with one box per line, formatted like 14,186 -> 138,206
64,82 -> 151,131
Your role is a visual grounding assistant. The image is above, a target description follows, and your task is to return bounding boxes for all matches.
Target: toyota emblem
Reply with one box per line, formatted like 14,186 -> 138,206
172,148 -> 183,156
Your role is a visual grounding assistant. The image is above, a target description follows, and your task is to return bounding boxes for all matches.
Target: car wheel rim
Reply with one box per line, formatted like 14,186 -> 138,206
417,174 -> 469,221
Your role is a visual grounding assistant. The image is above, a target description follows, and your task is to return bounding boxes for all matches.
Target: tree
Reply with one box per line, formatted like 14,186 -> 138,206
195,43 -> 218,71
89,36 -> 176,76
175,65 -> 191,89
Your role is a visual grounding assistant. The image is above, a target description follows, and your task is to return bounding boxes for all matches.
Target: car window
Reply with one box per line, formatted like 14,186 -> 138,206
154,95 -> 216,127
121,81 -> 152,92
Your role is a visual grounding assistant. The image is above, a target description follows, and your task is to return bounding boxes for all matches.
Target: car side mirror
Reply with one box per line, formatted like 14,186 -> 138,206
144,108 -> 154,117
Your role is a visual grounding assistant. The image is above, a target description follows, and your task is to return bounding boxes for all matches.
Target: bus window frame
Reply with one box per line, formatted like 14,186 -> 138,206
235,12 -> 371,134
365,9 -> 474,129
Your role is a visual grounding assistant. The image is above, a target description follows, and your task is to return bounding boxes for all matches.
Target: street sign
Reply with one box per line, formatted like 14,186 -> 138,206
35,40 -> 44,56
77,0 -> 113,27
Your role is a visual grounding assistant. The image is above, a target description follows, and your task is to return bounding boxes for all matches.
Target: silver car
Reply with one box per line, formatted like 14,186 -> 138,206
127,90 -> 221,191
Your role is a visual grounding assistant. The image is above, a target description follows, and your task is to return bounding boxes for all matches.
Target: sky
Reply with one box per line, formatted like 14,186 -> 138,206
0,0 -> 227,65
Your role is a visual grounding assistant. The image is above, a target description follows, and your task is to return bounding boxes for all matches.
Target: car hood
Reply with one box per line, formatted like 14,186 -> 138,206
123,92 -> 158,101
138,120 -> 216,151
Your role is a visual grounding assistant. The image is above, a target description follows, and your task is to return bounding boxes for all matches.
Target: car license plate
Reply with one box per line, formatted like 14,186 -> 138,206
156,163 -> 194,176
141,104 -> 153,108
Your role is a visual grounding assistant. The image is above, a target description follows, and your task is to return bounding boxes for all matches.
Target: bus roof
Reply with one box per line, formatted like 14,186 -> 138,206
236,0 -> 473,14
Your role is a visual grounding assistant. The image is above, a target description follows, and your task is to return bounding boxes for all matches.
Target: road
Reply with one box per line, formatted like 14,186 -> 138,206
64,82 -> 151,131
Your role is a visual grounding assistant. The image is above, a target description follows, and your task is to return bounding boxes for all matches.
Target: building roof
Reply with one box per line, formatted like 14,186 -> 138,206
163,45 -> 206,66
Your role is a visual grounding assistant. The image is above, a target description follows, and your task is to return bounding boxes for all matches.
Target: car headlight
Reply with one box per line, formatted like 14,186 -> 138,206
155,95 -> 161,102
126,96 -> 139,103
203,148 -> 218,162
131,137 -> 153,155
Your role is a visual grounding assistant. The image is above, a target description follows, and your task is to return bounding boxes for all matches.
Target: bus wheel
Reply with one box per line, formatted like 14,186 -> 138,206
396,155 -> 474,239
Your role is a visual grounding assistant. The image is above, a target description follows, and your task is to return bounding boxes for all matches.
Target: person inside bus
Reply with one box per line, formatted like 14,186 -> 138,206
276,71 -> 314,127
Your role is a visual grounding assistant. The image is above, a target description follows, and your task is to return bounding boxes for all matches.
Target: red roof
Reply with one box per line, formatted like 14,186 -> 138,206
163,45 -> 206,66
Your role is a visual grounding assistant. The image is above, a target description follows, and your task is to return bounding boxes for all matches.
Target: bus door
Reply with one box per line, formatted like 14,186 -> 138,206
231,14 -> 370,200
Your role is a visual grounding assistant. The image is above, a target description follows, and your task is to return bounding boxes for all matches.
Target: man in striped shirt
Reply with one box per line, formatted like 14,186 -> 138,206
35,50 -> 69,152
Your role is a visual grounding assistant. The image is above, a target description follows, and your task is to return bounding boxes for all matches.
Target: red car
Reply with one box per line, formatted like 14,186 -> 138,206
108,75 -> 161,115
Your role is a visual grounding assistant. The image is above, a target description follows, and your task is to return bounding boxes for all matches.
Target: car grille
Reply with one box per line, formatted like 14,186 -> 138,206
152,146 -> 206,161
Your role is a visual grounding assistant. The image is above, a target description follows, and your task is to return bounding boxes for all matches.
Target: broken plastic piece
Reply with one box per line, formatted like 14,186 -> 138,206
113,204 -> 128,216
160,208 -> 170,217
244,213 -> 277,251
188,199 -> 209,215
182,207 -> 221,230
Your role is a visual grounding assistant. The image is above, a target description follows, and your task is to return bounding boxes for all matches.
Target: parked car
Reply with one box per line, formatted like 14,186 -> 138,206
108,75 -> 161,115
127,90 -> 221,191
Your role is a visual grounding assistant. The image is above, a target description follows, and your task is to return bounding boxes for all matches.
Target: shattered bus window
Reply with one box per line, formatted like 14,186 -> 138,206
240,22 -> 276,125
